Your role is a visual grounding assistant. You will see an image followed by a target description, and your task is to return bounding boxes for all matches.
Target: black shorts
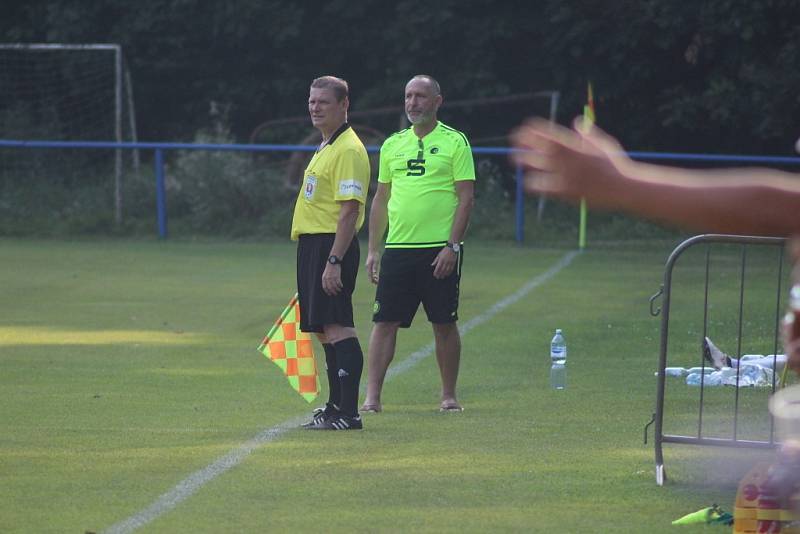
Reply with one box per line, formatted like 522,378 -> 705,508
372,246 -> 464,327
296,234 -> 359,333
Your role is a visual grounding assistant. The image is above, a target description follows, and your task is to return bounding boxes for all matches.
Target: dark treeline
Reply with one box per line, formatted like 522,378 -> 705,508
3,0 -> 800,155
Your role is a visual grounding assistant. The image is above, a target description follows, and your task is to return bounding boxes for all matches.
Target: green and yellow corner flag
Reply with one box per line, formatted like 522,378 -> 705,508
578,81 -> 595,250
583,82 -> 596,126
257,293 -> 319,403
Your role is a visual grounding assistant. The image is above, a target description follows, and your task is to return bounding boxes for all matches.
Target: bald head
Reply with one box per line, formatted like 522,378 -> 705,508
407,75 -> 441,96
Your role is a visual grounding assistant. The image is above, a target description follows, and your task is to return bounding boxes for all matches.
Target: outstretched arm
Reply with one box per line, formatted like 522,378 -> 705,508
511,117 -> 800,237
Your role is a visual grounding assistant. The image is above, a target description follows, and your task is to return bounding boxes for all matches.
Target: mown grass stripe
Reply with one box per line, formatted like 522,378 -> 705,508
102,250 -> 579,534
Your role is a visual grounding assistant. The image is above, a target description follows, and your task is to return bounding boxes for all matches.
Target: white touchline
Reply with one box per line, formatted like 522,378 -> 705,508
103,250 -> 580,534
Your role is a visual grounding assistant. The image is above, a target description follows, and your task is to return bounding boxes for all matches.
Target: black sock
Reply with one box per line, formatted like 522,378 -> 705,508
333,337 -> 363,417
322,343 -> 340,409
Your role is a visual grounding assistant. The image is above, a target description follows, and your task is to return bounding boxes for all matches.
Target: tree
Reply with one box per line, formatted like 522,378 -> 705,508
1,0 -> 798,155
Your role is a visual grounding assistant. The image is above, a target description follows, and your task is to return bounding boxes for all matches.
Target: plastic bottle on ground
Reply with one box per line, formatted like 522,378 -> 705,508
550,329 -> 567,390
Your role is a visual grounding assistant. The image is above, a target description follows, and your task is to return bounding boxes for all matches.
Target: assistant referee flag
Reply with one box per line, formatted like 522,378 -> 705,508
257,294 -> 320,403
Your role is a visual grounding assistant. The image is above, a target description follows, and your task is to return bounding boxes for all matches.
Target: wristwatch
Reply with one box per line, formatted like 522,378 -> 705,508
446,242 -> 461,253
327,254 -> 342,265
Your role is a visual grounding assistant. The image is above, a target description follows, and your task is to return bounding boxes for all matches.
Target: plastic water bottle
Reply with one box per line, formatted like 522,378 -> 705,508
685,372 -> 703,386
664,367 -> 686,377
550,329 -> 567,389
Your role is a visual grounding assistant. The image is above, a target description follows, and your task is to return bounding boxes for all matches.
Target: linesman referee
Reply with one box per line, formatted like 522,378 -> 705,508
291,76 -> 370,430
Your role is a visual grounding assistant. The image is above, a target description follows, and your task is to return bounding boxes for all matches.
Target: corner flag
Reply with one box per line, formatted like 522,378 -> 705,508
257,294 -> 319,403
583,82 -> 596,126
578,82 -> 595,250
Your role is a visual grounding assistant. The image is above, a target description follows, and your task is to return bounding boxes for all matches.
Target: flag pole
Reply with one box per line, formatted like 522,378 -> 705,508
258,293 -> 299,349
579,82 -> 595,251
578,199 -> 587,250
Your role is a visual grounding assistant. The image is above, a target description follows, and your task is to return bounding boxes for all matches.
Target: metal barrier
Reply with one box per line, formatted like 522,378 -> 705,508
646,234 -> 788,485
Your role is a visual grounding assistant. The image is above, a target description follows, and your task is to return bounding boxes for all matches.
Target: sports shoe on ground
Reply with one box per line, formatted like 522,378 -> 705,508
304,413 -> 363,430
703,337 -> 731,370
301,403 -> 338,428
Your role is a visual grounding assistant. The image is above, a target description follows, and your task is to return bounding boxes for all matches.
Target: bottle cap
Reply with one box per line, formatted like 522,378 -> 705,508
555,328 -> 562,334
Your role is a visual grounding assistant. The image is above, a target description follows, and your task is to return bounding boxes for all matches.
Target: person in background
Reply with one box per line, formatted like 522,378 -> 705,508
361,75 -> 475,413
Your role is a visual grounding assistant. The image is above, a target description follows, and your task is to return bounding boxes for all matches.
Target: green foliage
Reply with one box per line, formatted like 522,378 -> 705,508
2,0 -> 798,155
2,0 -> 798,237
0,106 -> 297,238
167,104 -> 295,236
467,157 -> 516,241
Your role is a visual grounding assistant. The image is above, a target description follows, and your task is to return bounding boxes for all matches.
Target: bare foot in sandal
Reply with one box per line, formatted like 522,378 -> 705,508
439,399 -> 463,412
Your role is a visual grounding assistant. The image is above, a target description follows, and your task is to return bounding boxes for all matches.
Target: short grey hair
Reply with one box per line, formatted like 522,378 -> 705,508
409,74 -> 441,96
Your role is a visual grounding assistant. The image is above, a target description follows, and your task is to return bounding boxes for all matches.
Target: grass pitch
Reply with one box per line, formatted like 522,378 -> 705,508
0,237 -> 789,533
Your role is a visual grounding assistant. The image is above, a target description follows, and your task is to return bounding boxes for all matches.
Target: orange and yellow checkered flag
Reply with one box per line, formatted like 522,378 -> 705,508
257,293 -> 319,403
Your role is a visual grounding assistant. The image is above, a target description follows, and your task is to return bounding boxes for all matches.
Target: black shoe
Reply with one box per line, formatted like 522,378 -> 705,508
305,413 -> 362,430
301,403 -> 338,428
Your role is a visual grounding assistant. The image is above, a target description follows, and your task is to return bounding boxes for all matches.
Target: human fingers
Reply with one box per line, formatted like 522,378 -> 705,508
430,253 -> 443,278
321,271 -> 341,296
365,257 -> 379,284
512,118 -> 583,152
509,122 -> 561,171
523,172 -> 570,198
510,145 -> 554,173
326,280 -> 342,296
322,279 -> 334,296
572,117 -> 628,161
511,118 -> 594,174
435,262 -> 454,279
432,253 -> 454,279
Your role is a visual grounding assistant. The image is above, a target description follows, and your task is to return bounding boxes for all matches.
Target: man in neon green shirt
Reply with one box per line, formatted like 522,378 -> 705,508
362,75 -> 475,413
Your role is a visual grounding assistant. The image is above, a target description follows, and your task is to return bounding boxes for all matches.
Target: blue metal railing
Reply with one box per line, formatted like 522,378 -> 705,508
2,139 -> 800,240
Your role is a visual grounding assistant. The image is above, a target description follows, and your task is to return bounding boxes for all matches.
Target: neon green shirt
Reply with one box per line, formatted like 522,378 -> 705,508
378,121 -> 475,248
291,124 -> 370,241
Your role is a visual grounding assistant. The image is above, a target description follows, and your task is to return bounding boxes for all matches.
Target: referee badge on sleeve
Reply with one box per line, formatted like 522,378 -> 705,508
338,179 -> 364,199
304,175 -> 317,200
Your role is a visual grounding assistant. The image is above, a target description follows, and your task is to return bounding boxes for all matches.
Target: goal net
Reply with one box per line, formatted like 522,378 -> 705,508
0,43 -> 137,230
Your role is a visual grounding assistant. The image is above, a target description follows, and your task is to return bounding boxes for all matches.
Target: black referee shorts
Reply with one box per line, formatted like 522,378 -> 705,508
296,234 -> 359,333
372,246 -> 464,328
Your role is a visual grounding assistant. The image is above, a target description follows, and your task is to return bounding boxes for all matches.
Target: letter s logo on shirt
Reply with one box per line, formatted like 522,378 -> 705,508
406,159 -> 426,176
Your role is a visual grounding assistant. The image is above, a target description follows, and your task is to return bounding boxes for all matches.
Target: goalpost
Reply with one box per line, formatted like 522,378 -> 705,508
0,43 -> 138,225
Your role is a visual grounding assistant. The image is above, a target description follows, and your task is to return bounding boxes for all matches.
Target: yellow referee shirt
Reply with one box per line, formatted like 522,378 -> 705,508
290,124 -> 370,240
